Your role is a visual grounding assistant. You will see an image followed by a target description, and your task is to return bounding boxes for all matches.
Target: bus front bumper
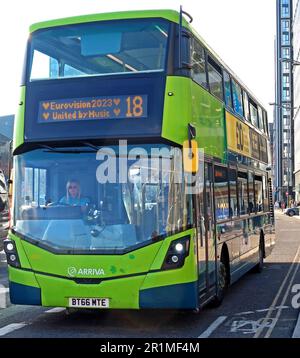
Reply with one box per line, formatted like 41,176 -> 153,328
8,267 -> 198,309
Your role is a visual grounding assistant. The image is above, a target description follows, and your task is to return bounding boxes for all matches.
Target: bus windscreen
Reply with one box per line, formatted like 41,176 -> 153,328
28,19 -> 170,81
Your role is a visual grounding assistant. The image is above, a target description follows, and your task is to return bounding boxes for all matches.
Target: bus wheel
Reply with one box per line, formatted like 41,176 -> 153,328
253,238 -> 264,273
210,261 -> 229,307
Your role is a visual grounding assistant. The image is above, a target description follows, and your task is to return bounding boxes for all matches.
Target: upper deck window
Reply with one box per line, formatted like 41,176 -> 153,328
232,80 -> 244,117
28,19 -> 170,81
191,38 -> 207,88
207,57 -> 223,101
249,99 -> 258,127
243,90 -> 250,122
223,71 -> 232,109
257,106 -> 264,131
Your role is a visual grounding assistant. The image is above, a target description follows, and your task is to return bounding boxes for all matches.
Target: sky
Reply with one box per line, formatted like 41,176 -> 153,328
0,0 -> 276,120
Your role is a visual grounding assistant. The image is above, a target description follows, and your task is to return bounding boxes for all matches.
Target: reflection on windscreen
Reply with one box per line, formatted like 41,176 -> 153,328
29,19 -> 169,80
14,145 -> 193,253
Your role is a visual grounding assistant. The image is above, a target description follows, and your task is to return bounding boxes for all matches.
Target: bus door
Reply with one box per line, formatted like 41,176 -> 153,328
197,162 -> 217,300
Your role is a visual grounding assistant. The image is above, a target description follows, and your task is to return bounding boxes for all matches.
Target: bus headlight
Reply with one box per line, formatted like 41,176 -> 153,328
162,236 -> 190,270
175,243 -> 184,253
3,240 -> 21,268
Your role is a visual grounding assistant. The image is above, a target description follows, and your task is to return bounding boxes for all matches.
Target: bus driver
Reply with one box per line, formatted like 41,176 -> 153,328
59,179 -> 90,207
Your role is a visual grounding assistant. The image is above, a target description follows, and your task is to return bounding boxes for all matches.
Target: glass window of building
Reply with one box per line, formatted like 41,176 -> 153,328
282,107 -> 291,117
191,39 -> 207,88
283,130 -> 290,142
282,47 -> 290,59
214,166 -> 229,221
282,88 -> 290,100
281,0 -> 290,18
283,115 -> 290,127
282,61 -> 290,71
282,74 -> 290,84
283,145 -> 289,158
207,57 -> 224,101
243,91 -> 250,122
281,20 -> 290,31
282,32 -> 290,46
232,80 -> 244,117
223,71 -> 233,108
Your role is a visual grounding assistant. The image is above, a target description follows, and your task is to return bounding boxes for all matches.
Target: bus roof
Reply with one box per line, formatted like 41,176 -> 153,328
29,9 -> 187,33
29,9 -> 267,113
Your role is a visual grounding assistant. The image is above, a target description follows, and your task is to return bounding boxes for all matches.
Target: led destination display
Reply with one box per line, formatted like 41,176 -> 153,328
38,94 -> 148,123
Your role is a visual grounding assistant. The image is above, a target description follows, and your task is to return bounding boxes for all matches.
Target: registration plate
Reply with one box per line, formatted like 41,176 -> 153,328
69,297 -> 109,308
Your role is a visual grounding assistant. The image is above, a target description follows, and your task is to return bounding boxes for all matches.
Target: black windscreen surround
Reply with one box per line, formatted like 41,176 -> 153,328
24,73 -> 166,142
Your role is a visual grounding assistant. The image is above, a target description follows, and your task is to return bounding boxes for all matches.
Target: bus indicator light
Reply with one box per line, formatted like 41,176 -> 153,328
183,140 -> 199,173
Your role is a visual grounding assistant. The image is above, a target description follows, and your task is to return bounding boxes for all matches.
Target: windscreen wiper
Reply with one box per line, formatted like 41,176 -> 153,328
81,141 -> 100,151
40,144 -> 96,154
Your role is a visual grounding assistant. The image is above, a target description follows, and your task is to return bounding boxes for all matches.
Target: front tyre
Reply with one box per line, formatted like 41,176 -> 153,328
254,240 -> 264,273
210,261 -> 228,307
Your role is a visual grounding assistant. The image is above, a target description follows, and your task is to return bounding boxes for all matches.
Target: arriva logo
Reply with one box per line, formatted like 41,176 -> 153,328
67,267 -> 105,277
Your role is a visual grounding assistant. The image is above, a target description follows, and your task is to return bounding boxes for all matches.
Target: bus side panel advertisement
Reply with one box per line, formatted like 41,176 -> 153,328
225,111 -> 251,157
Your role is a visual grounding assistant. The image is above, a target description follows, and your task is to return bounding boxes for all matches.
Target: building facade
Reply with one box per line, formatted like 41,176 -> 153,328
0,115 -> 14,178
274,0 -> 294,203
293,0 -> 300,202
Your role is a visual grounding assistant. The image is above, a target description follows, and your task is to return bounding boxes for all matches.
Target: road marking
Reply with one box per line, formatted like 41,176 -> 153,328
230,318 -> 276,335
45,307 -> 66,314
254,244 -> 300,338
0,323 -> 27,337
256,306 -> 289,313
264,255 -> 300,338
0,285 -> 10,309
292,313 -> 300,338
236,311 -> 254,316
198,316 -> 227,338
235,306 -> 289,317
279,229 -> 300,232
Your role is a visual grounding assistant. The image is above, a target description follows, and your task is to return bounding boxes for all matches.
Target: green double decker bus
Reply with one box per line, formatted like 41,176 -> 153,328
4,9 -> 275,310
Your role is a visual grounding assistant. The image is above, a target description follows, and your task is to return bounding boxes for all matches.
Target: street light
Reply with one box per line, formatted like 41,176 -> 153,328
269,102 -> 297,110
279,58 -> 300,66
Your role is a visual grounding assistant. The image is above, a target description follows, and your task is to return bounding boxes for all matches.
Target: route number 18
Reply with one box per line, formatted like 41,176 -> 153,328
126,96 -> 144,117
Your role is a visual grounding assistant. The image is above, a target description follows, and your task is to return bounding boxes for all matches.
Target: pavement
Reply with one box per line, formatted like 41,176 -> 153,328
0,250 -> 9,309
